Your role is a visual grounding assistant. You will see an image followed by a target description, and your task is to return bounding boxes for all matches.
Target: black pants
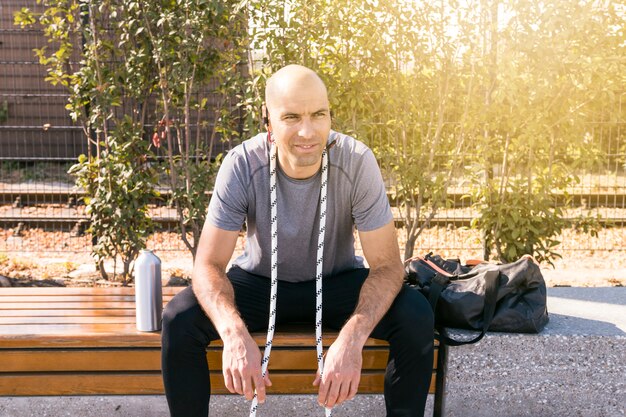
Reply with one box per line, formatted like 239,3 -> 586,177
161,267 -> 434,417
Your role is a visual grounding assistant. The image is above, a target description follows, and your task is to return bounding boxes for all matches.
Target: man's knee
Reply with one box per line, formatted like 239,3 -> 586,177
386,286 -> 435,344
162,298 -> 184,338
162,286 -> 213,350
394,285 -> 433,319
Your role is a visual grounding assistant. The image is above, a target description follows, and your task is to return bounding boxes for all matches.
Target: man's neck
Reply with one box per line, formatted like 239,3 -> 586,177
277,157 -> 322,180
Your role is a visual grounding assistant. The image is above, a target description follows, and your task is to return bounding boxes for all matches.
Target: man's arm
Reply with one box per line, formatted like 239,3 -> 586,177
315,220 -> 404,408
192,221 -> 271,403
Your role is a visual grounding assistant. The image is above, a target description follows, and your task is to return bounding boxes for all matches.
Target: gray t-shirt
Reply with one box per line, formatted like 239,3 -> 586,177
207,130 -> 393,282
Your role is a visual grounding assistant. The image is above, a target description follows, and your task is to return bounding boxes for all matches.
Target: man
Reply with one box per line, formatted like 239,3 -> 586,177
161,64 -> 434,417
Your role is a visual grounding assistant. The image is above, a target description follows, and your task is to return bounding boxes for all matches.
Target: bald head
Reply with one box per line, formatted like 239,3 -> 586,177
263,65 -> 332,179
265,65 -> 328,112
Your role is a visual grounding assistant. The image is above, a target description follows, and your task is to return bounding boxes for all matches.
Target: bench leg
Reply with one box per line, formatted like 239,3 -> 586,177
433,342 -> 448,417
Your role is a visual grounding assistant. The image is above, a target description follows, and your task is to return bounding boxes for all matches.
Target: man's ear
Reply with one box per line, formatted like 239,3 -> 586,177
262,103 -> 269,129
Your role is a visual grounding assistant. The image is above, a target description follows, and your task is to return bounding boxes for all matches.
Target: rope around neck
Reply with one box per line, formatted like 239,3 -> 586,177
249,141 -> 332,417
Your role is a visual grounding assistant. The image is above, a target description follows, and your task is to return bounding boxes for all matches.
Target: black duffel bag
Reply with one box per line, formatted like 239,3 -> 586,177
405,253 -> 549,346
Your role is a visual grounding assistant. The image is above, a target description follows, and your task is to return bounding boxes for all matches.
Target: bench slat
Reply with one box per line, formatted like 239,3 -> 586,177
0,308 -> 137,318
0,301 -> 140,309
0,287 -> 183,296
0,348 -> 438,372
0,323 -> 394,348
0,316 -> 137,324
0,295 -> 175,303
0,371 -> 438,396
0,322 -> 395,341
0,333 -> 163,348
0,349 -> 161,372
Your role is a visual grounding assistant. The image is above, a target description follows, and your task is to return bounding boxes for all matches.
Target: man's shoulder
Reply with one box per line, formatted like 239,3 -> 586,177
227,132 -> 267,158
222,132 -> 269,169
330,131 -> 372,158
328,131 -> 381,183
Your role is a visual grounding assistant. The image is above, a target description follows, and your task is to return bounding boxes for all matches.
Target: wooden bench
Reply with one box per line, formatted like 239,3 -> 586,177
0,287 -> 448,416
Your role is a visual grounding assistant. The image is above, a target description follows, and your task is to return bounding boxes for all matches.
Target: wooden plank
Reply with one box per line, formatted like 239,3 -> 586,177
0,309 -> 136,317
0,324 -> 149,334
0,295 -> 176,303
206,349 -> 439,372
207,331 -> 390,348
0,350 -> 161,372
0,372 -> 436,396
0,373 -> 165,396
0,349 -> 387,372
0,322 -> 428,355
210,371 -> 396,394
0,348 -> 437,373
0,327 -> 418,349
0,331 -> 163,349
0,316 -> 137,324
0,287 -> 183,296
0,301 -> 171,310
0,324 -> 391,348
0,301 -> 140,309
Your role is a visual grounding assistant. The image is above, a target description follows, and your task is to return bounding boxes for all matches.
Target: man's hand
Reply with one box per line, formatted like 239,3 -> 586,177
192,224 -> 273,401
313,221 -> 404,409
313,336 -> 362,408
222,332 -> 272,403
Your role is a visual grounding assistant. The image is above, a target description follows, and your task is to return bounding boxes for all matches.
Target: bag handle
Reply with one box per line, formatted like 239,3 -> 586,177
431,270 -> 501,346
404,253 -> 456,278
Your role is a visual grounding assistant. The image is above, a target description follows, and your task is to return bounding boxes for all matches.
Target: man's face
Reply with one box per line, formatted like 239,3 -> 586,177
267,78 -> 331,179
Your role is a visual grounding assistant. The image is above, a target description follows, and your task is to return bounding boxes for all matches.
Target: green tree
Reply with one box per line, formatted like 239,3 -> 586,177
469,0 -> 624,263
16,0 -> 158,283
16,0 -> 250,272
132,0 -> 248,260
243,0 -> 471,259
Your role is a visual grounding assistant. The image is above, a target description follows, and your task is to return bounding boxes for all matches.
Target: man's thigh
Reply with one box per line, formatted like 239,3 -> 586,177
227,266 -> 275,332
228,267 -> 370,330
370,284 -> 434,342
318,268 -> 370,330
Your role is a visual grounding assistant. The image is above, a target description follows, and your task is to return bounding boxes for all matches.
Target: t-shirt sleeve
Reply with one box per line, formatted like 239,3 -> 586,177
206,150 -> 248,231
351,149 -> 393,231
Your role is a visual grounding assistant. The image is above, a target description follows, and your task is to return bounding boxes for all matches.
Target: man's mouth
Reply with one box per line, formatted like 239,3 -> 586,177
295,144 -> 317,150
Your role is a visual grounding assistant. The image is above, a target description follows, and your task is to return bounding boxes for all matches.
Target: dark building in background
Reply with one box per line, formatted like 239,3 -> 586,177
0,0 -> 86,160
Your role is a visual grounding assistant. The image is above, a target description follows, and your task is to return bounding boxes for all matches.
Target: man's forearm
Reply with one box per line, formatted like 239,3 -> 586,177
193,262 -> 270,401
337,263 -> 404,346
192,264 -> 248,339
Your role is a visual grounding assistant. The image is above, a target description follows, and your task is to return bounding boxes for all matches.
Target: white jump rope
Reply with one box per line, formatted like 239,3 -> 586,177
249,138 -> 333,417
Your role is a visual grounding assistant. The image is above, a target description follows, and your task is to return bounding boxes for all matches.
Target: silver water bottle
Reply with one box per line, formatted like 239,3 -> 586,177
134,249 -> 163,332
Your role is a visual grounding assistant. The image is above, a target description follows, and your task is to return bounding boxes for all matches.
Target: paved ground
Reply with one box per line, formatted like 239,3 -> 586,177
442,287 -> 626,417
0,394 -> 407,417
1,287 -> 624,417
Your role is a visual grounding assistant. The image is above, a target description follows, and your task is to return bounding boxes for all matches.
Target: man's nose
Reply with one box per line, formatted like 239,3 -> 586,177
298,117 -> 315,139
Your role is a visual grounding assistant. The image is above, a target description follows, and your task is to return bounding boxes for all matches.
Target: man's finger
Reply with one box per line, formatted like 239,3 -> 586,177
264,371 -> 273,387
242,374 -> 254,401
312,369 -> 320,387
253,373 -> 266,403
336,379 -> 352,406
223,370 -> 235,394
232,371 -> 243,395
347,379 -> 359,401
324,379 -> 341,408
317,377 -> 331,406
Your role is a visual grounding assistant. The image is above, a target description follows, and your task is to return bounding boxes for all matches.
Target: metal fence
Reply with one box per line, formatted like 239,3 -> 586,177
0,0 -> 234,259
1,0 -> 625,263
